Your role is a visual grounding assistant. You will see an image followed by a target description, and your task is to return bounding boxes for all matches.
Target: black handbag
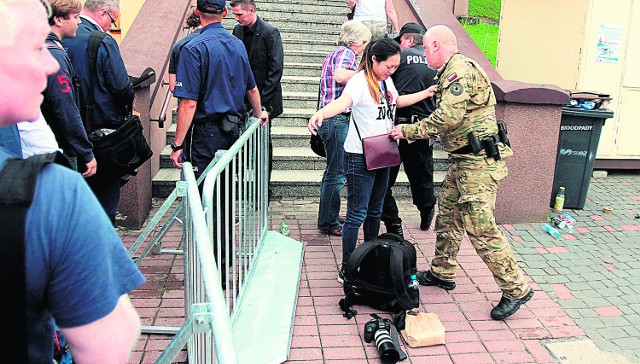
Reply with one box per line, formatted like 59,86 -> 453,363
310,81 -> 327,157
89,114 -> 153,179
347,4 -> 356,20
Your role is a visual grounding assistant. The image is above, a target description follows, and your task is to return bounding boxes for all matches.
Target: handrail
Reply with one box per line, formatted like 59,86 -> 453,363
150,85 -> 173,128
150,26 -> 199,128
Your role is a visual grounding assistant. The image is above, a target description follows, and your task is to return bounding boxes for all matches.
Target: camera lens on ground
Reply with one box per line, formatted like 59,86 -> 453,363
374,329 -> 399,363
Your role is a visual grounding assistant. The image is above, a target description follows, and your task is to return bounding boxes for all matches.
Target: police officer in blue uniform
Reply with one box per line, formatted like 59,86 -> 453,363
171,0 -> 267,289
382,23 -> 437,235
170,0 -> 267,175
63,0 -> 134,224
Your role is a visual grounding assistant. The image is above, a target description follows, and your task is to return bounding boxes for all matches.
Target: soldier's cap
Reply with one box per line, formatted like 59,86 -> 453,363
394,22 -> 426,43
197,0 -> 226,14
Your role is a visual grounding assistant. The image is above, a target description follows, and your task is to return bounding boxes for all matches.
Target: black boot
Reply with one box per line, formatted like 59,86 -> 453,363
416,270 -> 456,290
385,221 -> 403,237
420,207 -> 435,231
490,289 -> 534,320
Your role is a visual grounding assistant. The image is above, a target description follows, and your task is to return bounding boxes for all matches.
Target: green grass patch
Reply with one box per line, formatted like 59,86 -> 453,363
462,22 -> 499,67
467,0 -> 501,22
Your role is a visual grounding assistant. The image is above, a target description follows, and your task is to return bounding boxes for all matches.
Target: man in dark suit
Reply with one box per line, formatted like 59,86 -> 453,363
231,0 -> 284,190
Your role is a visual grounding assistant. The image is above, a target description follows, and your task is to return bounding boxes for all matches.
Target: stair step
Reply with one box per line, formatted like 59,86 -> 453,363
152,167 -> 180,198
284,50 -> 331,64
272,146 -> 450,170
279,28 -> 340,41
256,1 -> 349,15
270,169 -> 446,197
283,62 -> 322,77
282,91 -> 319,109
281,75 -> 319,93
282,38 -> 335,53
273,108 -> 315,127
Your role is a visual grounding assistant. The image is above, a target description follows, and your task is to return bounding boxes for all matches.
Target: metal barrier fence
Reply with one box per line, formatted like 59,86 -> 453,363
128,118 -> 269,363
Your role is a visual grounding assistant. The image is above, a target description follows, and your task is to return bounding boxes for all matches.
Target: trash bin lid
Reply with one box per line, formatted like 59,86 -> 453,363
561,107 -> 614,119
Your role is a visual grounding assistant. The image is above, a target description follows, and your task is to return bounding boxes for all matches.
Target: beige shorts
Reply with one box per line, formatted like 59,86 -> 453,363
360,20 -> 389,41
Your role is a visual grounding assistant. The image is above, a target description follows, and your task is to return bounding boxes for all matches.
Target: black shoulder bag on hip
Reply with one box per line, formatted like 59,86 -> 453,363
85,31 -> 153,179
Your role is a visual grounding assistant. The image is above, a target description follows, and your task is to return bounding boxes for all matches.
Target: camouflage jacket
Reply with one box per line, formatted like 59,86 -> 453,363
403,52 -> 512,160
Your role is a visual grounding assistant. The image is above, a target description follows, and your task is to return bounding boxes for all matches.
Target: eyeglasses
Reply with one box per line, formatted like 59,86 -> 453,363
105,10 -> 117,26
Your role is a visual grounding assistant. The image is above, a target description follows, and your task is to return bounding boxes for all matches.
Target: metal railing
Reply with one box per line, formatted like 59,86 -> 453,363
132,117 -> 269,363
202,118 -> 269,319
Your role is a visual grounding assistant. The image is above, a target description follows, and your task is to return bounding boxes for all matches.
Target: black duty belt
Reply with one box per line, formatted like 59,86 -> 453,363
452,135 -> 501,155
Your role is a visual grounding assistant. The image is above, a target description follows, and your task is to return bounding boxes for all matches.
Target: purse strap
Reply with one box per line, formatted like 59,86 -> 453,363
351,80 -> 392,141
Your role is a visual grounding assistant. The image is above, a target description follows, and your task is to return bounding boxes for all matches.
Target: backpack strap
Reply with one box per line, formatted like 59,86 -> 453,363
0,152 -> 67,362
85,30 -> 108,132
343,240 -> 380,279
340,241 -> 382,318
390,244 -> 418,310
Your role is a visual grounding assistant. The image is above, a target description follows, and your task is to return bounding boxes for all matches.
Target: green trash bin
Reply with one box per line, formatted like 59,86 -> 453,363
550,107 -> 614,210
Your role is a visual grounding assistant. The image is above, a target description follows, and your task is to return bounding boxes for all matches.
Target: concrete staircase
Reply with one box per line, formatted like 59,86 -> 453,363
152,0 -> 447,199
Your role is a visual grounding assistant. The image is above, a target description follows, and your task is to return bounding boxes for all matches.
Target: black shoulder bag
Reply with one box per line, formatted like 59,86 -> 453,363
310,81 -> 327,157
85,31 -> 153,179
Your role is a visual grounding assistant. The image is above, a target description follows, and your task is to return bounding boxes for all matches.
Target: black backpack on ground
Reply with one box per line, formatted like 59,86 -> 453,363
339,233 -> 420,319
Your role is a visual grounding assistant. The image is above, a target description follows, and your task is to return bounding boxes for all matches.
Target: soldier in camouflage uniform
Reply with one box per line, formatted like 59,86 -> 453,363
391,25 -> 533,320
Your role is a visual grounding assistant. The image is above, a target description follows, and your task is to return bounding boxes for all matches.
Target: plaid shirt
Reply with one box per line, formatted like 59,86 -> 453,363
319,46 -> 358,108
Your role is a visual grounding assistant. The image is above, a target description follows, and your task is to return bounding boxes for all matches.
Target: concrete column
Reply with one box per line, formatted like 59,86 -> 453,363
493,80 -> 569,223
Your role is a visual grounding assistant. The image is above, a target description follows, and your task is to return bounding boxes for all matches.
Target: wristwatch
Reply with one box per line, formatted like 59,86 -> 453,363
170,142 -> 183,152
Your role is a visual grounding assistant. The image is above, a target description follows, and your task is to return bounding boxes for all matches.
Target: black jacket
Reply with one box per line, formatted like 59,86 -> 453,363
63,17 -> 134,130
233,17 -> 284,119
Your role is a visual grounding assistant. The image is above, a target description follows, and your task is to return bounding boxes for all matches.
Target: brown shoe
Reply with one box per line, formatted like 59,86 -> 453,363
322,226 -> 342,236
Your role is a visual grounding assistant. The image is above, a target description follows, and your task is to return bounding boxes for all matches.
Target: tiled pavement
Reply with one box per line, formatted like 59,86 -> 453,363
121,171 -> 640,363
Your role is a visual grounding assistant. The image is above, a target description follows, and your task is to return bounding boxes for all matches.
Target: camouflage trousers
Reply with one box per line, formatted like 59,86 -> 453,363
431,157 -> 530,300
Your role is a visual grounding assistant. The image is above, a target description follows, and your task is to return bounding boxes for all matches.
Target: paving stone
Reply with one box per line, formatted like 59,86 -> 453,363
613,337 -> 640,350
601,316 -> 631,327
598,327 -> 630,339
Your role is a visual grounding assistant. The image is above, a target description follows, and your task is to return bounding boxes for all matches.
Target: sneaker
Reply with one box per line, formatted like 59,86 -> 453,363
337,271 -> 345,284
416,270 -> 456,290
490,289 -> 534,320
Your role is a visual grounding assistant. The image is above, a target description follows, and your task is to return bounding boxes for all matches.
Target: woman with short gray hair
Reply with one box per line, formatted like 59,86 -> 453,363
314,20 -> 371,238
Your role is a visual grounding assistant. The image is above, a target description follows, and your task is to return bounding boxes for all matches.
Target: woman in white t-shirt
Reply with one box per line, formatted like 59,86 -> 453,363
309,38 -> 436,281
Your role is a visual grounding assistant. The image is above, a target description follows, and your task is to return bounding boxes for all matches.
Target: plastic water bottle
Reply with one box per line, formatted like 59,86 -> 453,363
542,224 -> 562,238
408,274 -> 419,290
554,187 -> 566,212
279,221 -> 290,236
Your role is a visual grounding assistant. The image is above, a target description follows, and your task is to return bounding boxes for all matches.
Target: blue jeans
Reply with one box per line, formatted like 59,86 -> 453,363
317,113 -> 349,231
342,152 -> 390,266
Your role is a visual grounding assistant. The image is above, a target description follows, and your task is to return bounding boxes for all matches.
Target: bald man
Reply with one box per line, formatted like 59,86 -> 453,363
391,25 -> 533,320
0,0 -> 144,361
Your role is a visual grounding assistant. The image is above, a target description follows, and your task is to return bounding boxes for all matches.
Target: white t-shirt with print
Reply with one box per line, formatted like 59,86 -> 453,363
342,70 -> 398,154
354,0 -> 387,22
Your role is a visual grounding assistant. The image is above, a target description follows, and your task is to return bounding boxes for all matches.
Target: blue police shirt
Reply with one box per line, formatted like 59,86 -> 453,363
174,22 -> 256,122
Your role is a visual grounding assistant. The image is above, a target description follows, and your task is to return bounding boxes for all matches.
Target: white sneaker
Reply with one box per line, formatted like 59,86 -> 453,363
337,271 -> 344,284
